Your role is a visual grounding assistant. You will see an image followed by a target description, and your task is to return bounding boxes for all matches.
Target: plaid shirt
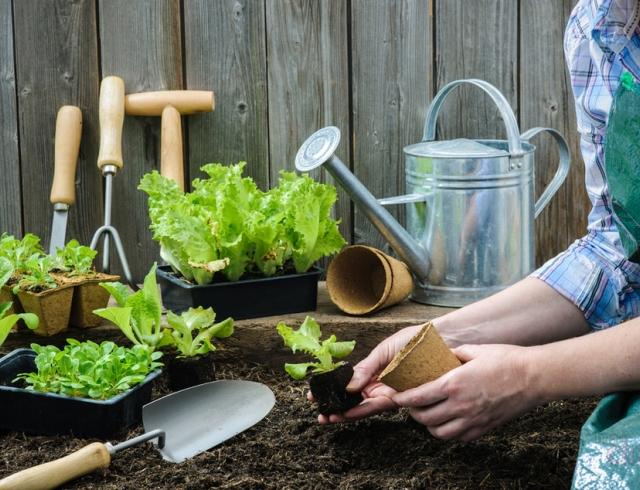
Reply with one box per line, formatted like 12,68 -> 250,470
532,0 -> 640,329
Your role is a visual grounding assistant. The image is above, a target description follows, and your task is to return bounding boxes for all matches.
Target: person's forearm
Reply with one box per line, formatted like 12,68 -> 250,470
527,316 -> 640,401
433,277 -> 590,347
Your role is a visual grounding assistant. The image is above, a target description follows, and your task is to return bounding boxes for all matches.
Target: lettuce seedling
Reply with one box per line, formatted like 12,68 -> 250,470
13,254 -> 57,293
53,239 -> 98,276
0,257 -> 38,345
164,306 -> 234,358
276,316 -> 355,380
16,339 -> 163,400
93,263 -> 167,351
0,233 -> 46,280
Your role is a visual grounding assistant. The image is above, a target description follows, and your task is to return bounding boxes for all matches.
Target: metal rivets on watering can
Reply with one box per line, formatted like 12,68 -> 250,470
295,126 -> 341,172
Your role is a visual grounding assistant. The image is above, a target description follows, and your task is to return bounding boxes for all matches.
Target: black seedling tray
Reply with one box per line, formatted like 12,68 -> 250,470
157,265 -> 321,320
0,349 -> 160,438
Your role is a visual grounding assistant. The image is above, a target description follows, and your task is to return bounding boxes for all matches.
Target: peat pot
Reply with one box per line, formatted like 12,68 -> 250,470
156,265 -> 322,320
295,79 -> 571,307
0,349 -> 160,438
17,285 -> 74,336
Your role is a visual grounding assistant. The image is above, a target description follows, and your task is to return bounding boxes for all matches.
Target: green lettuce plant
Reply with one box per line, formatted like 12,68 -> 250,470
13,254 -> 57,293
53,239 -> 98,276
164,306 -> 234,358
0,233 -> 46,279
276,316 -> 356,380
16,339 -> 162,400
138,162 -> 346,284
93,263 -> 167,351
0,257 -> 38,345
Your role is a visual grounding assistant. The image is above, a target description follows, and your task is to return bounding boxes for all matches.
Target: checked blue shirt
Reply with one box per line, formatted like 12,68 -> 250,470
531,0 -> 640,329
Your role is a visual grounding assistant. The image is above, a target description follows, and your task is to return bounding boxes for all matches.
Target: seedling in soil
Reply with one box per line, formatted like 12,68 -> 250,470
163,306 -> 234,390
52,239 -> 98,276
94,263 -> 166,351
15,339 -> 162,400
277,316 -> 362,415
0,258 -> 38,346
0,233 -> 45,279
12,255 -> 57,293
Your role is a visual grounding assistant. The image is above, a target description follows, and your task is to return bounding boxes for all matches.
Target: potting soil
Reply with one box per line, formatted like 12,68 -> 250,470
0,355 -> 596,489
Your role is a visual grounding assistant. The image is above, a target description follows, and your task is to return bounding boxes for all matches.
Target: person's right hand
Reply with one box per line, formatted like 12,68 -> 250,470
312,324 -> 422,424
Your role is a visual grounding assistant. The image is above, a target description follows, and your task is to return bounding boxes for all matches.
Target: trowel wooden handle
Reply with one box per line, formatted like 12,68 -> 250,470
50,105 -> 82,205
97,76 -> 125,170
161,105 -> 184,190
0,442 -> 111,490
125,90 -> 214,115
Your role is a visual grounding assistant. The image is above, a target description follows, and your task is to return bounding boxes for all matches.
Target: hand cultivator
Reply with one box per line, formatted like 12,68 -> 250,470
88,76 -> 135,288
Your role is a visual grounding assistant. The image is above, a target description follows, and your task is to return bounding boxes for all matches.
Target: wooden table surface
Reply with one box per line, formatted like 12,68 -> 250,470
3,283 -> 454,368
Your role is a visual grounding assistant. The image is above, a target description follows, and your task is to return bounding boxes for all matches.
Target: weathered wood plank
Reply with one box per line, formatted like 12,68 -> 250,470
520,0 -> 590,265
265,0 -> 352,243
12,0 -> 102,246
351,0 -> 433,252
184,0 -> 269,189
0,0 -> 21,236
99,0 -> 183,281
435,0 -> 518,141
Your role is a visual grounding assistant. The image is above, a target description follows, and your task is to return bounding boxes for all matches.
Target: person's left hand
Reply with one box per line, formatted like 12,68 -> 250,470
391,344 -> 540,442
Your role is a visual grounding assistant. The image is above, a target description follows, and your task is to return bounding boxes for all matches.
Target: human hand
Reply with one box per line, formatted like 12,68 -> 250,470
309,324 -> 422,424
391,344 -> 539,441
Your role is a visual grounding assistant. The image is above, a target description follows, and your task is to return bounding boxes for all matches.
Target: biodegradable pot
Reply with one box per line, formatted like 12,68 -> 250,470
0,348 -> 160,438
378,322 -> 461,392
166,354 -> 216,391
309,363 -> 363,415
157,265 -> 321,320
68,273 -> 120,328
326,245 -> 413,315
16,285 -> 74,336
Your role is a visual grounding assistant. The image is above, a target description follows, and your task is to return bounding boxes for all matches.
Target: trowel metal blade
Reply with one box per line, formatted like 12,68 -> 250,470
142,380 -> 276,463
48,208 -> 68,255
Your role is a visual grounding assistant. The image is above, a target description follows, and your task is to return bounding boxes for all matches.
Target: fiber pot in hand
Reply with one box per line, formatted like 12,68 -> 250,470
327,245 -> 413,315
378,322 -> 461,392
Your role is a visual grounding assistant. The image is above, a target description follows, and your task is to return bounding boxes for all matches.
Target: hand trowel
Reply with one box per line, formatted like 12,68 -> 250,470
0,380 -> 275,490
48,106 -> 82,255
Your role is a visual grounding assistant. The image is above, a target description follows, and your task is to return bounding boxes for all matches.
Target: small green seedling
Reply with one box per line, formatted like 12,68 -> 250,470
94,263 -> 166,351
53,239 -> 98,276
0,233 -> 45,275
276,316 -> 355,380
0,257 -> 38,345
16,339 -> 162,400
13,254 -> 57,293
164,306 -> 234,358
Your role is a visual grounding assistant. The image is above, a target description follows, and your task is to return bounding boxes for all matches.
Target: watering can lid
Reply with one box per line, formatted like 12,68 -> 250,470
405,138 -> 508,158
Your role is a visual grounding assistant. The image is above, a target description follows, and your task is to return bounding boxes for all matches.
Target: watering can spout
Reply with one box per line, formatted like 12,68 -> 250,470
295,127 -> 431,281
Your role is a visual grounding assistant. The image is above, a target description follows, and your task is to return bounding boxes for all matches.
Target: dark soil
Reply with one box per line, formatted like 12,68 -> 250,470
0,354 -> 597,489
310,363 -> 363,415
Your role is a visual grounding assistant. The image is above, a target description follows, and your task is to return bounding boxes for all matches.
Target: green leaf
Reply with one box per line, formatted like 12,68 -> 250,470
0,257 -> 13,288
327,340 -> 356,359
93,307 -> 137,345
284,362 -> 318,380
99,281 -> 131,307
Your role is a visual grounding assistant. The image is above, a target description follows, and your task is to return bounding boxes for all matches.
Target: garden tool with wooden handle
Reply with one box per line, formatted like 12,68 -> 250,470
48,105 -> 82,255
125,90 -> 215,190
0,380 -> 275,490
88,76 -> 135,288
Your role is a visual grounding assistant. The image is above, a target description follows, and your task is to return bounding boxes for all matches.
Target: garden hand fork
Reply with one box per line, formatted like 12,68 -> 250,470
89,76 -> 135,288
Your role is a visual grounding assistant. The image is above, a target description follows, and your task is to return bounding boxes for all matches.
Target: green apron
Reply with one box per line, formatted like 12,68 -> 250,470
604,71 -> 640,262
572,72 -> 640,489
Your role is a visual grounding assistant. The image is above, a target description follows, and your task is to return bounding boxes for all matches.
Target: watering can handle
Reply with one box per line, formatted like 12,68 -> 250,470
521,127 -> 571,219
422,79 -> 524,156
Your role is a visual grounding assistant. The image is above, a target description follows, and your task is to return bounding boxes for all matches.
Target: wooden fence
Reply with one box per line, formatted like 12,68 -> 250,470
0,0 -> 589,281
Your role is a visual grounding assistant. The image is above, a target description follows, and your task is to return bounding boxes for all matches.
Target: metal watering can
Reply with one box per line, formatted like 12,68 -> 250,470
295,79 -> 570,307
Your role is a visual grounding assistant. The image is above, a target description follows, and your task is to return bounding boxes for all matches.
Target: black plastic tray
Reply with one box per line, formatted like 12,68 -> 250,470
0,349 -> 160,438
157,265 -> 321,320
